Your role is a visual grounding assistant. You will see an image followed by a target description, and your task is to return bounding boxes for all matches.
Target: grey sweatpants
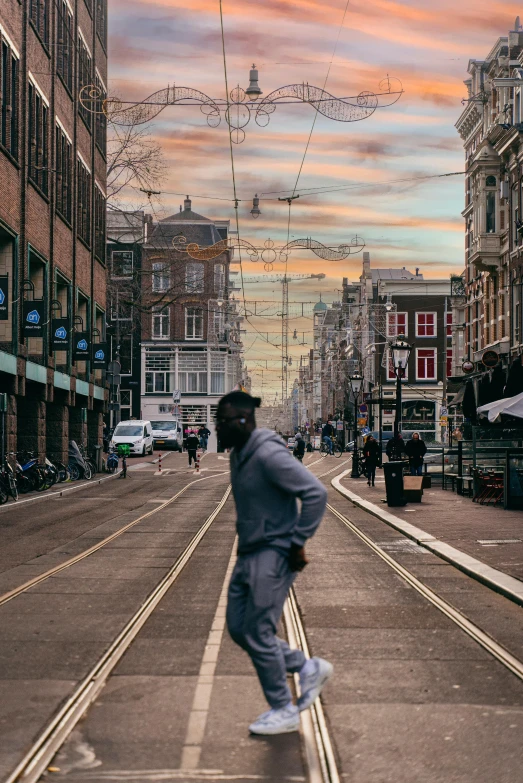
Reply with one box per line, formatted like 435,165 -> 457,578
226,548 -> 306,709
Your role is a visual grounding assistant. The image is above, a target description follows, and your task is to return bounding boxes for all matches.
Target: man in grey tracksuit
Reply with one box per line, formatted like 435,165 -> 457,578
216,390 -> 332,735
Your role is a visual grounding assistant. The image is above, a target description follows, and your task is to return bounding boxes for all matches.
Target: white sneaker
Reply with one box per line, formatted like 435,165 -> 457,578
297,657 -> 333,712
248,704 -> 300,735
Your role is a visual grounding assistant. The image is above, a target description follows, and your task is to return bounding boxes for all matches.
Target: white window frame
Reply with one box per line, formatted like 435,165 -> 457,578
152,262 -> 170,293
214,263 -> 226,295
386,311 -> 408,337
416,348 -> 437,380
185,306 -> 204,340
416,312 -> 437,338
152,307 -> 169,340
185,262 -> 205,293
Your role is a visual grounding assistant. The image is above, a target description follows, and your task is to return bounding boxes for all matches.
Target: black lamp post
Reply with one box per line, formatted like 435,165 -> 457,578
391,337 -> 412,437
349,373 -> 363,478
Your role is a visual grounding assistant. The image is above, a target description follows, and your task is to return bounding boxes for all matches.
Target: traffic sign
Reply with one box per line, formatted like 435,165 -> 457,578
173,389 -> 181,403
359,404 -> 368,414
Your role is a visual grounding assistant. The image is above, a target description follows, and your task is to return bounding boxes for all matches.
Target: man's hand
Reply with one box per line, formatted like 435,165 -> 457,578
289,544 -> 309,572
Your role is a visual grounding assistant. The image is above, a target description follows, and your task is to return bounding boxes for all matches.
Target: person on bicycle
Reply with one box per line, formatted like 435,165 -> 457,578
322,421 -> 335,455
363,434 -> 380,487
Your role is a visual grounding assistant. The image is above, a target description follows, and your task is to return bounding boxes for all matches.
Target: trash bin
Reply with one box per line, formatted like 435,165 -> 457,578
383,460 -> 407,507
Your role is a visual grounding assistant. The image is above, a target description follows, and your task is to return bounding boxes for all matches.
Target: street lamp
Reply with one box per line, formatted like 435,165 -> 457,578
390,337 -> 412,437
349,373 -> 363,478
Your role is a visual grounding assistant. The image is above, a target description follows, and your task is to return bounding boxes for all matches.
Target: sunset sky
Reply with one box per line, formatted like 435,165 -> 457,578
108,0 -> 519,399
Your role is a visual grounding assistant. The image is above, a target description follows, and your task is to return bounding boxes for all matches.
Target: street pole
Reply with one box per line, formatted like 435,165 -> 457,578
395,370 -> 402,437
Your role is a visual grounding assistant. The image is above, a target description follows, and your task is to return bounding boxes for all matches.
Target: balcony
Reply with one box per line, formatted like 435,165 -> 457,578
469,233 -> 502,271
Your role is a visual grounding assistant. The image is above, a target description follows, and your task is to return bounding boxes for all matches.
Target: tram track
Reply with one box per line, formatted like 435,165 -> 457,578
2,453 -> 343,783
0,471 -> 229,607
323,499 -> 523,683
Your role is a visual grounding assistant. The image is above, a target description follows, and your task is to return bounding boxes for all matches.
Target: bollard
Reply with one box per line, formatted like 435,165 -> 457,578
158,453 -> 162,473
195,449 -> 201,474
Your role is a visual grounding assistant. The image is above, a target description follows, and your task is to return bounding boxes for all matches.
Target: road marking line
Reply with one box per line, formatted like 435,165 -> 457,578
180,541 -> 237,770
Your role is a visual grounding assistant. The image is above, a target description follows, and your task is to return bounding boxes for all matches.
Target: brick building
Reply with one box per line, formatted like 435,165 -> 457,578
139,198 -> 245,450
0,0 -> 107,461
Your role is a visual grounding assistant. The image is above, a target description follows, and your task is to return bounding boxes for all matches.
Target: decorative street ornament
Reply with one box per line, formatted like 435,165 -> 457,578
171,234 -> 365,271
79,68 -> 403,144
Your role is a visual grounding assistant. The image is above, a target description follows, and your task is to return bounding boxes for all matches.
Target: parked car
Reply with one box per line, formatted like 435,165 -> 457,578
110,420 -> 154,456
287,436 -> 296,451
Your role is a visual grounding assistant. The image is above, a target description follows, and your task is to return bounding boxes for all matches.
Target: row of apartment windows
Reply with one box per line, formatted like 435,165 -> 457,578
0,17 -> 107,163
144,350 -> 227,395
32,0 -> 107,55
152,306 -> 208,341
151,261 -> 226,294
386,348 -> 452,381
386,312 -> 452,338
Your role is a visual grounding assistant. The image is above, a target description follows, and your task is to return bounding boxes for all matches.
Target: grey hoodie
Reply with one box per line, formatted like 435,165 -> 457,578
230,428 -> 327,555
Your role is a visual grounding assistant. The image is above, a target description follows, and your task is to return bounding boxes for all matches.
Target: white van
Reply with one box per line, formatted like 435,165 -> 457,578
110,420 -> 154,456
150,419 -> 183,451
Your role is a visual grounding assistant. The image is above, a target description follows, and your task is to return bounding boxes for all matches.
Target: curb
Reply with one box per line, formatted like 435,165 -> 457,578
331,470 -> 523,607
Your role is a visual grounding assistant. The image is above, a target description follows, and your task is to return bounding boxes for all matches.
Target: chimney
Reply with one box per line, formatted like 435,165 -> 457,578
416,267 -> 419,276
184,195 -> 191,211
363,251 -> 371,277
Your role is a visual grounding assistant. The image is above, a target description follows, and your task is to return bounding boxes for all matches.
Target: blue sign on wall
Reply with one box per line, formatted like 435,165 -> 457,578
51,318 -> 70,349
92,342 -> 108,369
0,275 -> 8,320
73,332 -> 90,360
23,300 -> 45,336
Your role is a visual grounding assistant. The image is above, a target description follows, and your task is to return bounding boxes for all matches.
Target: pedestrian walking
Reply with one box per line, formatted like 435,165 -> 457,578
216,391 -> 332,735
321,421 -> 335,454
186,430 -> 200,467
363,434 -> 380,486
198,424 -> 211,451
293,432 -> 305,461
386,432 -> 406,462
405,432 -> 427,476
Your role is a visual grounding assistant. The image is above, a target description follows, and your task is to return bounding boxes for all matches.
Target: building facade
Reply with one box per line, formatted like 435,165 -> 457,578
139,198 -> 244,450
0,0 -> 108,460
297,254 -> 454,442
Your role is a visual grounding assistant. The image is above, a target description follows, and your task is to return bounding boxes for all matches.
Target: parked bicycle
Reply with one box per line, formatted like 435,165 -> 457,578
0,456 -> 19,501
106,449 -> 119,474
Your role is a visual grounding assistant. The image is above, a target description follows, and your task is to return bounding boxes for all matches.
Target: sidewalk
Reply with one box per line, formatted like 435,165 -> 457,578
337,471 -> 523,583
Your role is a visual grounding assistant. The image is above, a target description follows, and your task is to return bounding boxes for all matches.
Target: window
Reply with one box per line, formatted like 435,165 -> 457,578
152,307 -> 169,339
446,312 -> 452,338
417,348 -> 436,380
94,72 -> 106,154
185,306 -> 204,340
145,350 -> 172,393
78,33 -> 92,129
416,312 -> 436,337
94,184 -> 105,261
486,175 -> 497,187
96,0 -> 107,48
185,262 -> 204,293
111,250 -> 133,277
77,157 -> 91,245
214,263 -> 225,294
56,0 -> 73,93
178,351 -> 207,393
28,80 -> 49,195
30,0 -> 49,45
55,124 -> 71,222
1,38 -> 19,159
152,262 -> 170,292
386,311 -> 407,337
211,351 -> 225,394
120,389 -> 131,421
119,334 -> 132,374
486,192 -> 496,233
446,349 -> 452,378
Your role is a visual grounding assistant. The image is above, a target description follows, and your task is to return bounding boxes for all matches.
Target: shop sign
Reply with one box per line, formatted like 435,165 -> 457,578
92,342 -> 108,369
73,332 -> 90,360
0,275 -> 8,320
51,318 -> 70,349
23,300 -> 45,336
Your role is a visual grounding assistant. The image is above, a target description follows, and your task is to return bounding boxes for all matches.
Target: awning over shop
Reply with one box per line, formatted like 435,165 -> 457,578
477,391 -> 523,422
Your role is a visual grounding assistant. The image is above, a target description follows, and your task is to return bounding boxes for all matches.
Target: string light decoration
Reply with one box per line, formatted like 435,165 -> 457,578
171,234 -> 365,271
79,66 -> 403,144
